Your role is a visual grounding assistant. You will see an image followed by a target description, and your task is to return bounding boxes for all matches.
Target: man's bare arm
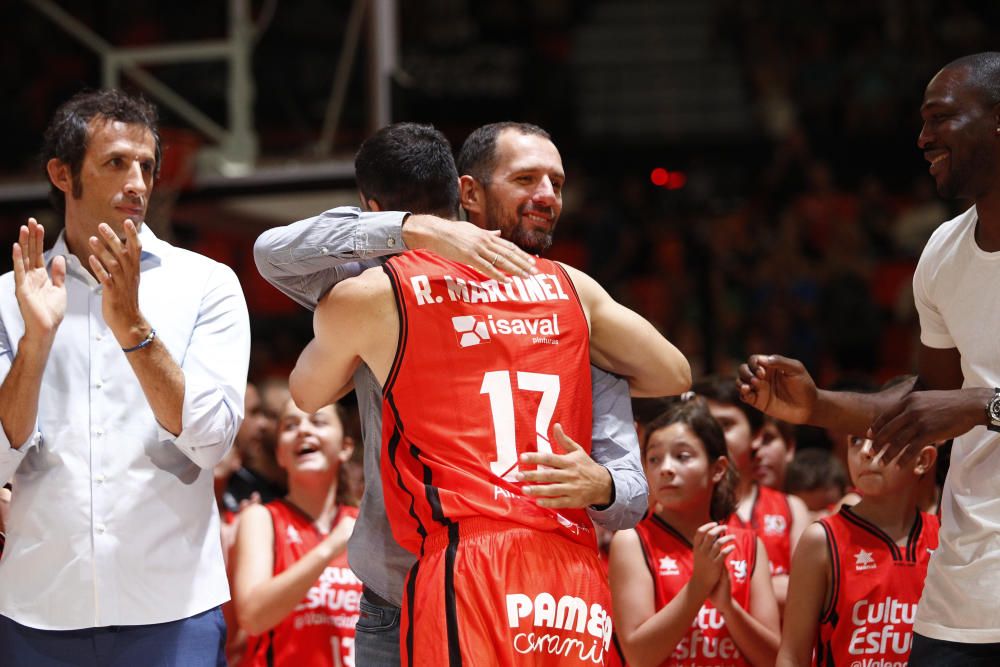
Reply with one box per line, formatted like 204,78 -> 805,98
561,263 -> 691,398
739,346 -> 987,462
289,268 -> 397,412
737,354 -> 917,434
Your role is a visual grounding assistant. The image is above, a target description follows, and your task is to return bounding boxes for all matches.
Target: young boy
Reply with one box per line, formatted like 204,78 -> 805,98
693,376 -> 811,610
777,438 -> 939,666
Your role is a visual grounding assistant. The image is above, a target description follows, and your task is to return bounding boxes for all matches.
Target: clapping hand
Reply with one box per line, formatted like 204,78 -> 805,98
13,218 -> 66,345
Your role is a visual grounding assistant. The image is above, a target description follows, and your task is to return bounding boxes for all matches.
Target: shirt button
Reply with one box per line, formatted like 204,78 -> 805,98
387,237 -> 397,248
96,524 -> 106,534
95,474 -> 105,484
96,382 -> 103,390
95,333 -> 103,341
95,429 -> 104,437
320,247 -> 329,255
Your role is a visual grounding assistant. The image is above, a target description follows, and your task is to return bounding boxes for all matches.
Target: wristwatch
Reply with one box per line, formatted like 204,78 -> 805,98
987,388 -> 1000,433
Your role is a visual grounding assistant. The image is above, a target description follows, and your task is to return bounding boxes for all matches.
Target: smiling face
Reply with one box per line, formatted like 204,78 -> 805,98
275,400 -> 353,480
477,129 -> 564,254
918,65 -> 1000,200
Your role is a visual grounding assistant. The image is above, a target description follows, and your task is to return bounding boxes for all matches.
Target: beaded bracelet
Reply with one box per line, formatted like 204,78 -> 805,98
122,328 -> 156,353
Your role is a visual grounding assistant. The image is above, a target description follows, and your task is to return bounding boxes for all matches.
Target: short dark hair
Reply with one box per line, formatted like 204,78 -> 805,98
642,397 -> 738,522
354,123 -> 459,218
784,448 -> 848,496
942,52 -> 1000,107
456,122 -> 551,185
691,374 -> 764,435
42,88 -> 161,216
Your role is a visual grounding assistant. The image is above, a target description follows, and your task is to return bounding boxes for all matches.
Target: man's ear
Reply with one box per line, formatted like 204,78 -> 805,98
47,159 -> 72,194
358,190 -> 382,212
459,175 -> 484,216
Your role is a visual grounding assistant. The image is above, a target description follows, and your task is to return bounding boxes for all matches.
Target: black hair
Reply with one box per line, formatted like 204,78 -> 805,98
784,448 -> 848,495
642,397 -> 738,522
456,122 -> 551,185
42,88 -> 161,216
691,374 -> 764,435
354,122 -> 459,218
942,52 -> 1000,107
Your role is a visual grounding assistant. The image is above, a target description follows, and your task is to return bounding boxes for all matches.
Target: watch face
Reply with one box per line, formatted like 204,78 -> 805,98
991,394 -> 1000,422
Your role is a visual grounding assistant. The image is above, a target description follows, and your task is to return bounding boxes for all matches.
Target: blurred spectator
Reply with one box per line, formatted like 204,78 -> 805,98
221,382 -> 286,514
893,177 -> 951,257
784,448 -> 850,519
752,416 -> 796,491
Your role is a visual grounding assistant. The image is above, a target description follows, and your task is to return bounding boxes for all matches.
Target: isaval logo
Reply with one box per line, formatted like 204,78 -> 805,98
452,315 -> 491,347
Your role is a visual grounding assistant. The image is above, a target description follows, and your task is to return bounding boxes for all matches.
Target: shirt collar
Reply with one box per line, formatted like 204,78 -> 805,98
47,223 -> 165,281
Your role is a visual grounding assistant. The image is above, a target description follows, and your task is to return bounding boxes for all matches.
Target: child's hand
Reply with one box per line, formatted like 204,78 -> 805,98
691,522 -> 735,598
708,564 -> 734,614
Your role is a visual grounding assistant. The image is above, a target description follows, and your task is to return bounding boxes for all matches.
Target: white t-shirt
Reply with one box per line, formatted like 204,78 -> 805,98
913,205 -> 1000,642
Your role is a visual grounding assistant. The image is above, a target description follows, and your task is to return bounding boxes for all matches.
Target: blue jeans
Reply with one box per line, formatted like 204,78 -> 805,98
909,633 -> 1000,666
354,588 -> 401,667
0,607 -> 227,667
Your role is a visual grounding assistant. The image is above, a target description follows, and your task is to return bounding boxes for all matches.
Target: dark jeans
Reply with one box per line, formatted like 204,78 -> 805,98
0,606 -> 227,667
354,587 -> 401,667
909,632 -> 1000,667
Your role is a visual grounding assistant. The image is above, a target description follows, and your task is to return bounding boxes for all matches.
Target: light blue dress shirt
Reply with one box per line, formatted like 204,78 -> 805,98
0,225 -> 250,630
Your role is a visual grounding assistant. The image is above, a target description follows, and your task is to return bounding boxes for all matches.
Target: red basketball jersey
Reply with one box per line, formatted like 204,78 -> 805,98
244,501 -> 362,667
381,250 -> 595,554
635,515 -> 758,667
727,484 -> 793,575
815,507 -> 939,667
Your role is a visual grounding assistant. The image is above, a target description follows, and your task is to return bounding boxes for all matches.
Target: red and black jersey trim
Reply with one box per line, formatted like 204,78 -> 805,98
382,260 -> 410,397
650,514 -> 693,548
384,396 -> 429,553
552,263 -> 591,347
818,519 -> 840,626
905,512 -> 924,563
444,522 -> 463,666
404,560 -> 420,667
840,506 -> 921,562
635,527 -> 664,608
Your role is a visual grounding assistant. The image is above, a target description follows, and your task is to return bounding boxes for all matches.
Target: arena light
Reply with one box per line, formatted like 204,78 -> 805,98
650,168 -> 686,190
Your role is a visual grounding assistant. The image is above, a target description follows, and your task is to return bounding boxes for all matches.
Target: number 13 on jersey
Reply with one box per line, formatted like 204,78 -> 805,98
480,370 -> 560,481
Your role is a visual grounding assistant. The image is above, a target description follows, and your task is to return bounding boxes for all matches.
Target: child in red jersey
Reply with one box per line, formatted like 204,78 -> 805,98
693,376 -> 811,611
777,436 -> 940,667
610,397 -> 780,667
233,400 -> 361,667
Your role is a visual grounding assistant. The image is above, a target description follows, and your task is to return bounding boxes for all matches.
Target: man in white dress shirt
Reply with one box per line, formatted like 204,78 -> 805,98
0,89 -> 250,665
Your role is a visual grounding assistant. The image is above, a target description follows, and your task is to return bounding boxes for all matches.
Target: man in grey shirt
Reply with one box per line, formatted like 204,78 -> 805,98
255,122 -> 649,666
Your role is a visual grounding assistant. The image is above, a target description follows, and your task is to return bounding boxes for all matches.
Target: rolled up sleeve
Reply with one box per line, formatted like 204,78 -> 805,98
159,264 -> 250,469
254,206 -> 408,310
0,317 -> 42,485
587,366 -> 648,530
